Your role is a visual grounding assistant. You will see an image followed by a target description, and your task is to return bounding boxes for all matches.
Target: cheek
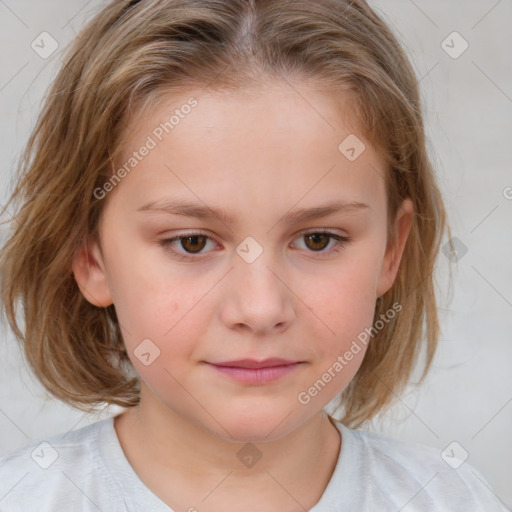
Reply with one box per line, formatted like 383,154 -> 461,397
103,233 -> 193,329
303,258 -> 380,343
112,266 -> 215,377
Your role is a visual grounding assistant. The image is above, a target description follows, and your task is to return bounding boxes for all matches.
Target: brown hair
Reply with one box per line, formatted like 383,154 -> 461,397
0,0 -> 452,428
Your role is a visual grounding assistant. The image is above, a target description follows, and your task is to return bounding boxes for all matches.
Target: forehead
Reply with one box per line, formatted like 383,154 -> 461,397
125,80 -> 364,139
111,81 -> 387,216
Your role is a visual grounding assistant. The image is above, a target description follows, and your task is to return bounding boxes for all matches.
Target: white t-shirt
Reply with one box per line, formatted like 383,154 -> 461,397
0,415 -> 508,511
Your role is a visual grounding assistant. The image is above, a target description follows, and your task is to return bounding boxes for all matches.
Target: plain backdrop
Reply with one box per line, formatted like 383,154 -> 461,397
0,0 -> 511,508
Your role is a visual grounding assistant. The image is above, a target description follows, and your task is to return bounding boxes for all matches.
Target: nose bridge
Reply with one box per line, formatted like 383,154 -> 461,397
221,237 -> 295,332
234,237 -> 284,297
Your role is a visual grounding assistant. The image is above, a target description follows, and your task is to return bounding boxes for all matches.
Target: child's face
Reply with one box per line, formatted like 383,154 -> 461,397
74,81 -> 412,441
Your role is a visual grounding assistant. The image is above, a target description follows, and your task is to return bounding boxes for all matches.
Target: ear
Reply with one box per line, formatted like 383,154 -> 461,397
376,198 -> 414,299
71,237 -> 114,307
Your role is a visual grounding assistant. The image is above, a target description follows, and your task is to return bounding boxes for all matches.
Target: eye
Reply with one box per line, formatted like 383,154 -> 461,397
159,229 -> 351,261
159,231 -> 217,260
293,230 -> 351,256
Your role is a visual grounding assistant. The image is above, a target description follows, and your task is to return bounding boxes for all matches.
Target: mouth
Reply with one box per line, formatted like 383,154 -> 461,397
204,358 -> 304,385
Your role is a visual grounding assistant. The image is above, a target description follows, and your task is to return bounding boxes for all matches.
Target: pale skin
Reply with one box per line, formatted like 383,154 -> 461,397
72,80 -> 413,511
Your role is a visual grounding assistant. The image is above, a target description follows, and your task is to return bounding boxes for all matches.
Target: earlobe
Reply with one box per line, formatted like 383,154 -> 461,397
376,198 -> 414,299
71,238 -> 114,307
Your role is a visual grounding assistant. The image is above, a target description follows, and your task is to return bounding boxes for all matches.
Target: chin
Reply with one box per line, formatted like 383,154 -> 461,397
209,409 -> 304,444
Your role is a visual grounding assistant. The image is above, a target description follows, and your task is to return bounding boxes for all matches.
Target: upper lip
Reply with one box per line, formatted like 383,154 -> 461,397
208,358 -> 300,369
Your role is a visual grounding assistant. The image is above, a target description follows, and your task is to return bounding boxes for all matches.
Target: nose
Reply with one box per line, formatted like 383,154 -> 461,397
219,254 -> 296,335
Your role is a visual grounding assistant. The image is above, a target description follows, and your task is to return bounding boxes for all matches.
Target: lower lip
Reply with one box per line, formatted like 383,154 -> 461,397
207,363 -> 302,385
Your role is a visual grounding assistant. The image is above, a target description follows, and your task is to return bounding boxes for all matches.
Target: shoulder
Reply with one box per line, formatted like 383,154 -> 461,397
352,427 -> 464,476
338,424 -> 509,511
0,417 -> 125,512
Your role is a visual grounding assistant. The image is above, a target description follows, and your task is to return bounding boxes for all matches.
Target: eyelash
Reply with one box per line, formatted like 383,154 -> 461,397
158,230 -> 351,261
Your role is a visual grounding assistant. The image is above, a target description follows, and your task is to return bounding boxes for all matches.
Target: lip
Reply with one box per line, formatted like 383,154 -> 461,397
205,359 -> 304,385
209,358 -> 299,369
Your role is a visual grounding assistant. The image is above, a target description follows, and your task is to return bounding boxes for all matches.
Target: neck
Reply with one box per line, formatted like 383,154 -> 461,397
114,388 -> 342,511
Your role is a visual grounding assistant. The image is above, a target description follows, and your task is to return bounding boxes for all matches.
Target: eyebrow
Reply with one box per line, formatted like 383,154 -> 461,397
137,198 -> 370,225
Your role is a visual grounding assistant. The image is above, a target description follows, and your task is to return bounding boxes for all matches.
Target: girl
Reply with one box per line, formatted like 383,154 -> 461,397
0,0 -> 508,510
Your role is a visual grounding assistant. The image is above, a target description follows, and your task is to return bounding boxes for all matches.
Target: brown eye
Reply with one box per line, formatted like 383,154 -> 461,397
303,233 -> 331,251
160,230 -> 350,262
159,232 -> 216,260
179,235 -> 208,253
293,230 -> 351,256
